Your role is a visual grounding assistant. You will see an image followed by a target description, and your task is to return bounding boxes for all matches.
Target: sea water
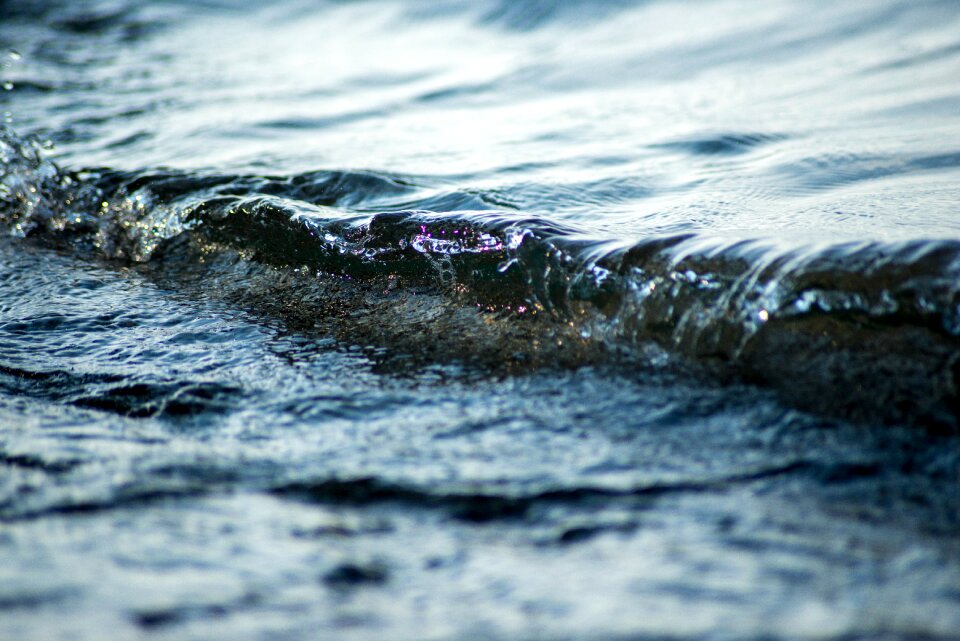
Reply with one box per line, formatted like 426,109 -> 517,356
1,1 -> 959,639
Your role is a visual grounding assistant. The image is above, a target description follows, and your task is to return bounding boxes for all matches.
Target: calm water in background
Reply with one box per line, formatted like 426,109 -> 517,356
1,1 -> 960,639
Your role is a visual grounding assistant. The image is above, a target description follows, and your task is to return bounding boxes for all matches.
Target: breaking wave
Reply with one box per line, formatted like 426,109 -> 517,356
3,127 -> 958,428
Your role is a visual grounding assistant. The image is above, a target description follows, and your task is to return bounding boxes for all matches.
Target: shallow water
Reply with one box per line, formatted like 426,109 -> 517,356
1,1 -> 960,639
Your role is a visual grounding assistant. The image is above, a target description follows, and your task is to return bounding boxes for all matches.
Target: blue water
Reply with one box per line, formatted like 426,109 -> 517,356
1,1 -> 960,639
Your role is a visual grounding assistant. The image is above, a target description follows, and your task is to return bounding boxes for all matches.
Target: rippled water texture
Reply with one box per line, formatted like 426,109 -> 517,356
1,1 -> 960,639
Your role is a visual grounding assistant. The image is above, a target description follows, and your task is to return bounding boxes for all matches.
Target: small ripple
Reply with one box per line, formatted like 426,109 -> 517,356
256,107 -> 390,132
279,392 -> 417,422
71,381 -> 244,419
0,485 -> 209,522
0,364 -> 123,401
476,0 -> 637,31
104,131 -> 152,149
773,148 -> 960,197
865,40 -> 960,73
271,463 -> 822,523
652,132 -> 789,157
489,175 -> 656,215
0,453 -> 82,475
0,80 -> 58,95
51,7 -> 162,42
373,188 -> 502,213
322,561 -> 390,590
132,592 -> 261,630
0,587 -> 77,611
412,79 -> 498,105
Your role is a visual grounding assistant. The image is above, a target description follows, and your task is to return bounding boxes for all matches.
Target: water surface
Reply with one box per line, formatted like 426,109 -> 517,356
1,1 -> 959,639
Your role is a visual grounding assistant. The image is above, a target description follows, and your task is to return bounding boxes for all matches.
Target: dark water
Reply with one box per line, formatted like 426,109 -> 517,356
2,1 -> 960,639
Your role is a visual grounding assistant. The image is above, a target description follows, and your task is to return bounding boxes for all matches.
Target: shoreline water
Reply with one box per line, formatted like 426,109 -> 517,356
2,1 -> 960,639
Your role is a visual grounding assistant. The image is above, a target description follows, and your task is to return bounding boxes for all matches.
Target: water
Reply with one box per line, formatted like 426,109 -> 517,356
1,1 -> 960,639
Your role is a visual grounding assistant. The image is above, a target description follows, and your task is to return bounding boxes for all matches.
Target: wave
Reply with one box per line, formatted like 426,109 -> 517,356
2,127 -> 958,429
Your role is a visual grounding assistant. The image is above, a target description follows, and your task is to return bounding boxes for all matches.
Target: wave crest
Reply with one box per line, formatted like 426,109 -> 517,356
2,126 -> 958,428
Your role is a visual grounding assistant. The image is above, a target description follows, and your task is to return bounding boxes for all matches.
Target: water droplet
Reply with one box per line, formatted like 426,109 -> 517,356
1,82 -> 13,91
8,51 -> 21,61
758,309 -> 769,322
